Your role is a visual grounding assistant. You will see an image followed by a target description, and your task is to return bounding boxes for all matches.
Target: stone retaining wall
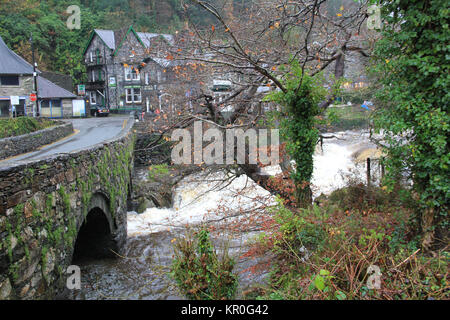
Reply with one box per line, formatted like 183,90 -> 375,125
0,122 -> 74,161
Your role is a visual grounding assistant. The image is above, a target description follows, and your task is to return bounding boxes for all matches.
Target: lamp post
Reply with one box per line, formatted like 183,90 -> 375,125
29,33 -> 39,117
159,93 -> 172,113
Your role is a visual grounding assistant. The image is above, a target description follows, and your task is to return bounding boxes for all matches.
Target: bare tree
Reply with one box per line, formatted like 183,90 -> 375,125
135,0 -> 374,205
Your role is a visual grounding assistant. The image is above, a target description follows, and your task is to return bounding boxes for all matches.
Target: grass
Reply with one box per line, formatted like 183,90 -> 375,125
0,117 -> 55,139
323,105 -> 371,132
147,164 -> 170,181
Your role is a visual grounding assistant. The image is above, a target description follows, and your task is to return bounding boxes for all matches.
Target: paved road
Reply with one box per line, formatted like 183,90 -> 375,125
0,116 -> 130,166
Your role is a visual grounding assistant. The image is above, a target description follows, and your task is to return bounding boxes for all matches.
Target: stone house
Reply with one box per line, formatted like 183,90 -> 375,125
0,35 -> 78,118
83,26 -> 193,114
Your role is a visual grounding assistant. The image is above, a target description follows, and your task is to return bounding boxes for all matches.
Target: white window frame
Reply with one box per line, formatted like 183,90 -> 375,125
90,91 -> 97,105
133,88 -> 142,103
145,72 -> 149,85
90,51 -> 94,62
126,88 -> 142,104
125,66 -> 140,81
157,70 -> 161,82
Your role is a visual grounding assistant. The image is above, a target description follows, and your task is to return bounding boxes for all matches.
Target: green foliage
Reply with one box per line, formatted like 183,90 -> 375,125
265,61 -> 326,205
324,105 -> 370,131
147,164 -> 169,181
312,269 -> 333,293
0,118 -> 54,139
0,0 -> 220,84
45,194 -> 53,216
58,186 -> 71,214
371,0 -> 450,244
170,228 -> 238,300
271,199 -> 326,253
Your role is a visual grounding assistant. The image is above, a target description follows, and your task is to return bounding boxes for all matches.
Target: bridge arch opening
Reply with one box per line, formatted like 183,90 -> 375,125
72,207 -> 118,263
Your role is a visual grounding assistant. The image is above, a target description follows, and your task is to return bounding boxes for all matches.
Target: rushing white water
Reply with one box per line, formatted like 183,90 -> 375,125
128,171 -> 275,236
311,130 -> 381,196
128,129 -> 382,235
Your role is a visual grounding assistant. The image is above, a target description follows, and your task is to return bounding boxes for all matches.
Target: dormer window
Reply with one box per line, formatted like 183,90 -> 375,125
124,66 -> 140,81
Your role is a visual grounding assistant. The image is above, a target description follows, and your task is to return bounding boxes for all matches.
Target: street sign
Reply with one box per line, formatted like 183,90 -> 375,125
30,93 -> 37,102
10,96 -> 20,105
77,84 -> 86,96
109,76 -> 117,87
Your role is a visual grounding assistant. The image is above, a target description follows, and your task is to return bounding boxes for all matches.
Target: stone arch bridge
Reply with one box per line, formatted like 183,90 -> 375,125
0,118 -> 135,299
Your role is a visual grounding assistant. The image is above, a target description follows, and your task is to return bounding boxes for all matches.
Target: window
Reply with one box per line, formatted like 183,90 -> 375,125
89,51 -> 93,63
126,88 -> 141,103
91,70 -> 96,82
150,68 -> 157,80
125,66 -> 140,81
90,91 -> 97,105
157,70 -> 161,82
145,73 -> 149,85
0,75 -> 19,86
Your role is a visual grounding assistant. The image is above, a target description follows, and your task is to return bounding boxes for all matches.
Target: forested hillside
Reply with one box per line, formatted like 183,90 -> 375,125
0,0 -> 344,85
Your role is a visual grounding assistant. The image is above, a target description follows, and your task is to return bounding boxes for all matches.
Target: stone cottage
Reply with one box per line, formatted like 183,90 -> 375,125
0,35 -> 78,118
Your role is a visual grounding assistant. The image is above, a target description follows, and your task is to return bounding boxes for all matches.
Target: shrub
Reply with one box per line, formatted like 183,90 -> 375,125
170,228 -> 238,300
251,193 -> 448,300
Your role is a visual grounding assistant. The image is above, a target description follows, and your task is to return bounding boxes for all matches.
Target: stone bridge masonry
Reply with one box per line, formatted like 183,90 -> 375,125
0,115 -> 135,300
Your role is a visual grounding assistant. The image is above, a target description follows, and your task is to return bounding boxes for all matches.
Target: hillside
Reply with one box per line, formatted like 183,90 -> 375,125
0,0 -> 345,85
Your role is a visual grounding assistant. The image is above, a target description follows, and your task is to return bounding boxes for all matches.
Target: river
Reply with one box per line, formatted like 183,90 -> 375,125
69,129 -> 382,300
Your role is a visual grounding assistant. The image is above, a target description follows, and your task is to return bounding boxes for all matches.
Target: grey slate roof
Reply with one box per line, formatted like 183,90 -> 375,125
89,28 -> 174,51
94,29 -> 116,50
138,32 -> 174,47
37,76 -> 76,99
152,57 -> 184,68
0,35 -> 35,75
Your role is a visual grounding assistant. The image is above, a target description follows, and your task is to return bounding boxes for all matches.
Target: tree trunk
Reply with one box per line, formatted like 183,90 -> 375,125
421,206 -> 435,251
296,184 -> 313,208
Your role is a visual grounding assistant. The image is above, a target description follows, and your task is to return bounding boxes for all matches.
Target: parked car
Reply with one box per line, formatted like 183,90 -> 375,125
90,105 -> 109,117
